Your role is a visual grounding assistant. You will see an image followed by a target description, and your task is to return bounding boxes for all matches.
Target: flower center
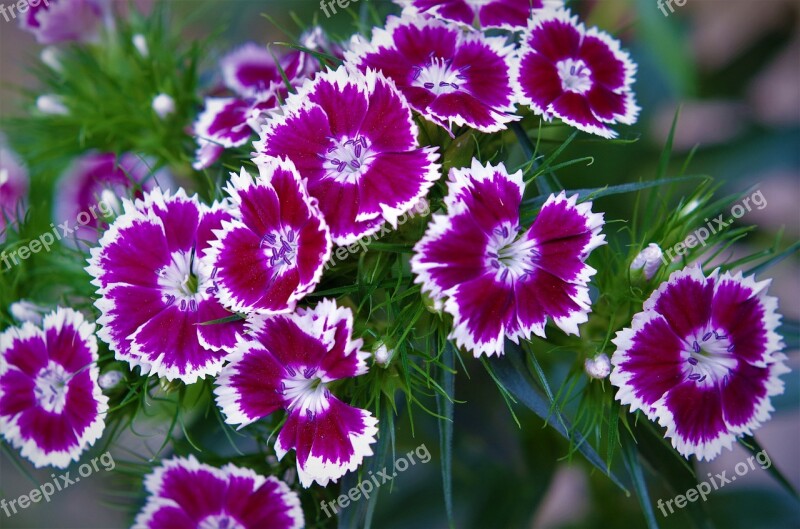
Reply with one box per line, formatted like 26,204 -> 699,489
157,250 -> 206,312
279,365 -> 330,418
412,55 -> 469,96
34,361 -> 70,414
260,228 -> 299,271
320,135 -> 373,183
683,329 -> 737,386
485,223 -> 538,283
556,59 -> 592,94
197,513 -> 245,529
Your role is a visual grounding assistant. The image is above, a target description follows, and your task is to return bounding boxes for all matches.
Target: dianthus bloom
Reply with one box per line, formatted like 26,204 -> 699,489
19,0 -> 107,45
203,158 -> 331,315
411,159 -> 604,356
87,188 -> 246,383
54,152 -> 172,246
193,30 -> 331,170
134,456 -> 303,529
0,143 -> 29,242
396,0 -> 563,29
347,14 -> 519,133
0,308 -> 108,468
256,66 -> 440,244
215,299 -> 378,487
514,10 -> 638,139
610,266 -> 789,461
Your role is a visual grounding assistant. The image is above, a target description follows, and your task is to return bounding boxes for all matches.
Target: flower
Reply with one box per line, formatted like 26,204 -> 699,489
396,0 -> 563,30
585,353 -> 611,379
0,143 -> 29,242
411,159 -> 604,356
0,308 -> 108,468
347,14 -> 519,134
19,0 -> 107,45
86,188 -> 246,384
215,299 -> 379,487
133,455 -> 303,529
255,66 -> 440,245
202,159 -> 331,315
192,98 -> 256,170
54,152 -> 173,247
513,10 -> 639,139
610,266 -> 789,461
152,94 -> 176,119
630,243 -> 663,280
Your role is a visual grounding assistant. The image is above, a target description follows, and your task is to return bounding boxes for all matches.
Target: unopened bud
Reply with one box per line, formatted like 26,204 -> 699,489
630,243 -> 663,280
585,353 -> 611,380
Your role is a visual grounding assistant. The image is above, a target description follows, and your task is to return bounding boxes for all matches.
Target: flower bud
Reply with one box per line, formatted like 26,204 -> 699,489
133,34 -> 149,57
9,300 -> 47,325
584,353 -> 611,380
152,93 -> 176,119
36,95 -> 69,115
630,243 -> 663,280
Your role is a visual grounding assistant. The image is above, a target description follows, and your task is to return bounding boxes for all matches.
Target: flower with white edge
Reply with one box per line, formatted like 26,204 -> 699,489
630,243 -> 663,280
151,94 -> 176,119
0,308 -> 108,468
514,9 -> 639,139
411,159 -> 605,357
133,455 -> 303,529
86,188 -> 247,384
255,66 -> 441,245
396,0 -> 564,30
202,159 -> 331,315
347,14 -> 520,134
585,353 -> 611,379
610,266 -> 789,461
215,299 -> 379,487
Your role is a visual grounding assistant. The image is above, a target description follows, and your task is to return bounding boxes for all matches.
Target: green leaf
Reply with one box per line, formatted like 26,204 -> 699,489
435,342 -> 456,529
745,240 -> 800,276
488,342 -> 627,491
621,430 -> 660,529
738,435 -> 799,500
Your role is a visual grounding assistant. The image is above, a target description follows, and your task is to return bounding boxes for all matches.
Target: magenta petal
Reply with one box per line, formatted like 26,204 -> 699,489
649,269 -> 715,340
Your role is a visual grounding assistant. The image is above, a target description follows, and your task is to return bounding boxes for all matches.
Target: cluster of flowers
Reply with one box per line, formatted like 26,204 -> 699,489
0,0 -> 788,527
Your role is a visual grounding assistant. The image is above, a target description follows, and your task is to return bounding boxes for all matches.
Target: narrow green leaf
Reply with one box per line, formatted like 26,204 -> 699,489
435,342 -> 456,529
738,435 -> 799,500
621,431 -> 660,529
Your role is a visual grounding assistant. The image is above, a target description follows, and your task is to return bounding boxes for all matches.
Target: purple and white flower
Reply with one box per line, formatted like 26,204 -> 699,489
411,159 -> 604,356
203,159 -> 331,315
348,14 -> 519,133
134,455 -> 303,529
19,0 -> 107,45
86,188 -> 246,384
396,0 -> 563,30
255,66 -> 440,245
0,308 -> 108,468
54,151 -> 172,247
514,10 -> 639,139
215,299 -> 379,487
610,266 -> 789,461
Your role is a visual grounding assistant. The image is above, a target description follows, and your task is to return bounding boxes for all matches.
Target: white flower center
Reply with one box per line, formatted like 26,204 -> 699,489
485,223 -> 538,283
683,329 -> 737,387
279,365 -> 330,418
260,228 -> 299,272
556,58 -> 592,94
320,135 -> 373,184
197,513 -> 245,529
157,250 -> 207,312
34,361 -> 70,414
412,56 -> 469,96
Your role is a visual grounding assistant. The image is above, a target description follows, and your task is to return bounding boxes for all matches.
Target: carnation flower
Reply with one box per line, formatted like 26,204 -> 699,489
215,299 -> 379,487
0,143 -> 28,242
610,266 -> 789,460
255,66 -> 440,245
54,152 -> 172,247
19,0 -> 107,45
133,456 -> 303,529
86,188 -> 246,383
347,14 -> 519,134
411,159 -> 604,356
396,0 -> 563,30
514,10 -> 639,139
0,308 -> 108,468
202,159 -> 331,315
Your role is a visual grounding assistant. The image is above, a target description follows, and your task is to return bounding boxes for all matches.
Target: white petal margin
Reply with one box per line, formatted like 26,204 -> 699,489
0,308 -> 108,468
275,403 -> 380,488
213,335 -> 268,429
